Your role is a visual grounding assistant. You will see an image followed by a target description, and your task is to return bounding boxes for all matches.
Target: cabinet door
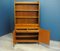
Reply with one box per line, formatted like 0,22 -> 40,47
39,29 -> 50,44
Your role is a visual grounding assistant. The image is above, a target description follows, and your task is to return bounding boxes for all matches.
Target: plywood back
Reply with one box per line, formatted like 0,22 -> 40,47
15,4 -> 38,10
16,18 -> 38,24
15,11 -> 38,16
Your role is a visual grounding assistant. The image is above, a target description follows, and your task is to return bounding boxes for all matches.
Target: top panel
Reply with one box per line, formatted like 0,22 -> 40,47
15,0 -> 39,2
15,2 -> 39,4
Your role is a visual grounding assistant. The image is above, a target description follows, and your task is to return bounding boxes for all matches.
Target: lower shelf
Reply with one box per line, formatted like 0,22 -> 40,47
16,35 -> 38,38
16,30 -> 39,32
16,40 -> 38,42
13,29 -> 50,45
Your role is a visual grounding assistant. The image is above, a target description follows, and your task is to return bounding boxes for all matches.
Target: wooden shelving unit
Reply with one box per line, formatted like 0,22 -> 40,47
13,1 -> 50,45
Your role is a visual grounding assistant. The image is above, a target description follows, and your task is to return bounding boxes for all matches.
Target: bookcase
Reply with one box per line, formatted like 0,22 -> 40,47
13,1 -> 50,45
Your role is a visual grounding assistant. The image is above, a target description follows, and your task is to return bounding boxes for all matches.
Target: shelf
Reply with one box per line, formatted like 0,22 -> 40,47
15,24 -> 39,29
16,16 -> 38,18
16,35 -> 38,38
15,27 -> 39,29
16,40 -> 38,42
15,2 -> 39,5
16,30 -> 39,33
15,10 -> 38,12
15,24 -> 39,27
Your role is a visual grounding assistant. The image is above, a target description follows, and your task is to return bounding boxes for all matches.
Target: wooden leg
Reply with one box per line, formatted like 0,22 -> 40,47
13,40 -> 16,46
13,30 -> 16,46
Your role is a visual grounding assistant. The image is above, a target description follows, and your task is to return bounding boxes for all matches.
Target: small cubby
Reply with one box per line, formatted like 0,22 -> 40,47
15,4 -> 39,11
16,32 -> 38,36
16,32 -> 38,40
16,37 -> 38,40
15,11 -> 38,17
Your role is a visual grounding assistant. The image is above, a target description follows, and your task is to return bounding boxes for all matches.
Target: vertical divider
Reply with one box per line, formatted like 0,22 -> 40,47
13,0 -> 16,46
37,1 -> 40,43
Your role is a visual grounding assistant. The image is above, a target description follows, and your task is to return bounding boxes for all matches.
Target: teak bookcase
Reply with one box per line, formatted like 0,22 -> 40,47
13,1 -> 50,45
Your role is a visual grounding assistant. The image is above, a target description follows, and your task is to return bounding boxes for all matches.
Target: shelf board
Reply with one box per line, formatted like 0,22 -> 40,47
15,24 -> 39,29
15,2 -> 39,5
15,27 -> 39,29
16,30 -> 39,33
15,10 -> 38,12
16,35 -> 38,38
16,40 -> 38,42
15,24 -> 39,27
16,16 -> 38,18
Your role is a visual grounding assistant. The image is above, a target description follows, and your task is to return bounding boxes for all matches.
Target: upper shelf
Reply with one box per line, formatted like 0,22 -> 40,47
15,10 -> 38,12
16,16 -> 38,18
15,24 -> 39,27
15,2 -> 39,5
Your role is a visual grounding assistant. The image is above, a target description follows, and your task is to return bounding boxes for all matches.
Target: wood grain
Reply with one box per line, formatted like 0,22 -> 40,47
39,29 -> 50,44
15,5 -> 38,11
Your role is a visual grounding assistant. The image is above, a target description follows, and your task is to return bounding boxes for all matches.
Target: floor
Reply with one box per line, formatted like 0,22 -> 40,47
0,33 -> 60,51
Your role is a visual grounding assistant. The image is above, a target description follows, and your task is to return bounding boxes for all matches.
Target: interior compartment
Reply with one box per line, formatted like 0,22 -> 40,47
16,37 -> 38,40
16,32 -> 38,40
16,32 -> 38,36
15,11 -> 38,16
16,18 -> 38,24
16,28 -> 27,30
15,4 -> 38,10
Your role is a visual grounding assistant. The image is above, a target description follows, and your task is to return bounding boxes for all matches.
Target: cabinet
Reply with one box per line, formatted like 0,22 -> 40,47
13,1 -> 50,45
